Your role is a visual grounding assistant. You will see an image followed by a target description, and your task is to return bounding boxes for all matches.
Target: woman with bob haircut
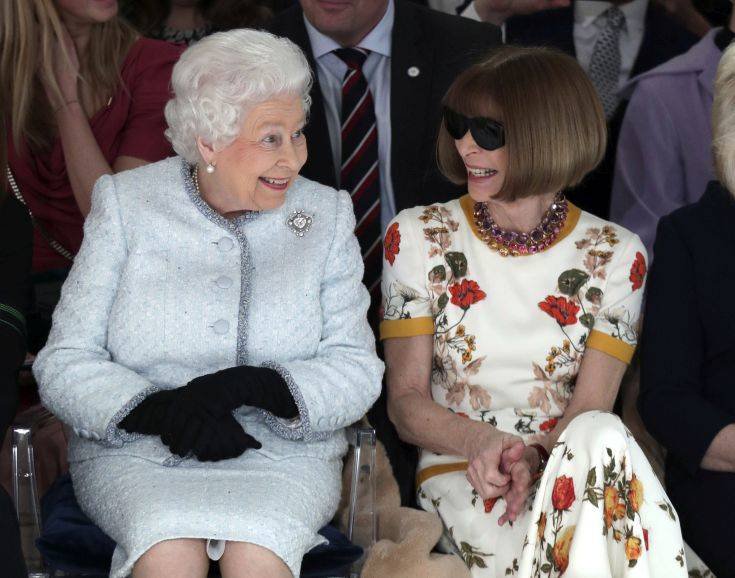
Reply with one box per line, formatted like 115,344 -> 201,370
640,42 -> 735,578
380,45 -> 687,576
34,29 -> 383,578
1,0 -> 183,350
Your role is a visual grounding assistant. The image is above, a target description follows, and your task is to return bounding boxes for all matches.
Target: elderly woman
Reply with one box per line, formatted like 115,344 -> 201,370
33,29 -> 383,578
381,46 -> 687,577
639,43 -> 735,578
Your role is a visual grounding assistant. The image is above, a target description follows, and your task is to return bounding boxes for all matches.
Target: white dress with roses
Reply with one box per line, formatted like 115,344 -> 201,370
379,196 -> 690,577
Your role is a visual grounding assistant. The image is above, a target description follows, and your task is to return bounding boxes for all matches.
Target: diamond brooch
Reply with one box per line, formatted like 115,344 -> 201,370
286,210 -> 313,237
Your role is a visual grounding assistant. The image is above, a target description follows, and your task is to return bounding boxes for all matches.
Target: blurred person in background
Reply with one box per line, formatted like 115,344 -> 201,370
0,0 -> 183,352
121,0 -> 273,45
611,0 -> 734,254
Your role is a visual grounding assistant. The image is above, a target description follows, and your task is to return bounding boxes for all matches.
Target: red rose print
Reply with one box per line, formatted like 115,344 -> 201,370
484,496 -> 498,513
538,296 -> 580,326
383,222 -> 401,266
449,279 -> 487,310
456,412 -> 469,418
552,475 -> 575,511
629,251 -> 647,291
540,418 -> 558,432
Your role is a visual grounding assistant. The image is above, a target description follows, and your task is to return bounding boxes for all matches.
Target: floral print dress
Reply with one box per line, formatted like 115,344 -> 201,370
380,196 -> 690,578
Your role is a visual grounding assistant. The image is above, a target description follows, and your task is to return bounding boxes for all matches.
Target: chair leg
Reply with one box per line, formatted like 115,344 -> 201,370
11,424 -> 50,578
346,427 -> 377,577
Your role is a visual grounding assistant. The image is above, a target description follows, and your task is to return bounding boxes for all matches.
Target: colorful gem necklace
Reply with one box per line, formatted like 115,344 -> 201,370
473,193 -> 568,257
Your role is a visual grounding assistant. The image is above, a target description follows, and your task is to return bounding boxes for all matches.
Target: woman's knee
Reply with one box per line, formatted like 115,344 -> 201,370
219,541 -> 293,578
561,410 -> 628,453
134,538 -> 208,578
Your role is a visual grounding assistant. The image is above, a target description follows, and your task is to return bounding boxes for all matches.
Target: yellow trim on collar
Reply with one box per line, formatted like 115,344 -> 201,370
379,317 -> 435,340
586,330 -> 636,364
459,194 -> 581,253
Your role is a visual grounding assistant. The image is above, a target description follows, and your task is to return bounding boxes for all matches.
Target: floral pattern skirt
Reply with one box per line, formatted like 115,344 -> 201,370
418,412 -> 692,577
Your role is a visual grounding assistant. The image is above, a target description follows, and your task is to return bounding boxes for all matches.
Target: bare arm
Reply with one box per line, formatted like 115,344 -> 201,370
701,424 -> 735,472
385,335 -> 522,495
48,26 -> 147,217
55,102 -> 146,216
386,334 -> 492,457
539,348 -> 628,454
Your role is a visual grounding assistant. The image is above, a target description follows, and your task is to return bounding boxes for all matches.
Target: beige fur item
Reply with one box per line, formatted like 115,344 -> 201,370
338,420 -> 469,578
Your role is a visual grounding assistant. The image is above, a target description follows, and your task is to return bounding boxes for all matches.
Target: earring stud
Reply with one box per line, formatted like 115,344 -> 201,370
206,162 -> 216,174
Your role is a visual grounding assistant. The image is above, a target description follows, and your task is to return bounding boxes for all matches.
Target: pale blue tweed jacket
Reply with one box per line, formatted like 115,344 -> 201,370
34,156 -> 384,468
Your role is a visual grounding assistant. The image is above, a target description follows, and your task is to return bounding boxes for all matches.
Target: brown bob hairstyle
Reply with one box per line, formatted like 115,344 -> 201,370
437,45 -> 607,202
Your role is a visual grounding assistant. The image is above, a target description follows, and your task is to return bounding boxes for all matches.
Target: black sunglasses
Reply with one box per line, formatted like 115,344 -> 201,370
442,106 -> 505,151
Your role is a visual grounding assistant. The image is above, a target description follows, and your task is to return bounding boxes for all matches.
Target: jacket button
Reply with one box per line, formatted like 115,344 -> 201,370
79,429 -> 90,439
218,237 -> 234,252
215,276 -> 233,289
90,432 -> 101,441
212,320 -> 229,334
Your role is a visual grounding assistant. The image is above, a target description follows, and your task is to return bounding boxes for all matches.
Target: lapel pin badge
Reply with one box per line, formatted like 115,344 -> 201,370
407,66 -> 420,78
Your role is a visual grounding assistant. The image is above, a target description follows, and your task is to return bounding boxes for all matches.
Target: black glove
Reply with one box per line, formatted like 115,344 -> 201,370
120,389 -> 261,461
119,389 -> 178,436
161,410 -> 261,461
174,365 -> 298,420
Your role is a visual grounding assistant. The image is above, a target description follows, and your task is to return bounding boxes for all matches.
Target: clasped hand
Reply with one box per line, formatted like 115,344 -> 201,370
465,430 -> 541,525
119,387 -> 261,462
119,365 -> 297,461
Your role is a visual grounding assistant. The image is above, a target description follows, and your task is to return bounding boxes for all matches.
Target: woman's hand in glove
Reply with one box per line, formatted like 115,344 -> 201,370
176,365 -> 298,419
161,409 -> 261,461
119,389 -> 178,436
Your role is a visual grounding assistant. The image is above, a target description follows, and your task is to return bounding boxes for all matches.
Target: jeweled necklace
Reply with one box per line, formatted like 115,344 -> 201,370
473,192 -> 568,257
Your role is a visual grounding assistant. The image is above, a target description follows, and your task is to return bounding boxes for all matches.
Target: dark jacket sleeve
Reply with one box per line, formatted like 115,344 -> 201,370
0,196 -> 32,435
639,215 -> 734,476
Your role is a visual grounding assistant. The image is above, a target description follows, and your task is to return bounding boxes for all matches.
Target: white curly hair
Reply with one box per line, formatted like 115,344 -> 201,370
713,42 -> 735,194
164,29 -> 312,163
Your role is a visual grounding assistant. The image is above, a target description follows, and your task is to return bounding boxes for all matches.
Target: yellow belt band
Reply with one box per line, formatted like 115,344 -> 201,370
415,461 -> 469,490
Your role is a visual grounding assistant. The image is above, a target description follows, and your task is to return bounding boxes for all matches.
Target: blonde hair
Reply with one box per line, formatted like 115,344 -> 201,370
437,45 -> 607,202
713,42 -> 735,194
0,0 -> 137,154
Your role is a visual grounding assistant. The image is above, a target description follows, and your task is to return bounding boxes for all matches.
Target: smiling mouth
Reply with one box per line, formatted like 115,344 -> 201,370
259,176 -> 290,190
467,167 -> 497,177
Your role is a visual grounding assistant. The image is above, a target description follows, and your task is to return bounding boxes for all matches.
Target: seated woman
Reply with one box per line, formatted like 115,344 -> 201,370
639,43 -> 735,578
381,46 -> 688,577
33,29 -> 383,578
1,0 -> 183,350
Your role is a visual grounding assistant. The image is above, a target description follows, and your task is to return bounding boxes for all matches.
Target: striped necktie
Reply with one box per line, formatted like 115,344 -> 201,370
334,48 -> 382,314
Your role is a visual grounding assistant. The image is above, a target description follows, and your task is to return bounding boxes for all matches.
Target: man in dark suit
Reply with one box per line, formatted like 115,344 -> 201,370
266,0 -> 500,217
459,0 -> 698,218
266,0 -> 501,506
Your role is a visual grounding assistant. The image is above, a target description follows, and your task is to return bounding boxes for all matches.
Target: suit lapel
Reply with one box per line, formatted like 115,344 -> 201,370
390,1 -> 433,212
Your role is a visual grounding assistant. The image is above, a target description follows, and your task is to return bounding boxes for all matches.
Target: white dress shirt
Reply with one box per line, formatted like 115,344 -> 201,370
303,0 -> 396,232
575,0 -> 648,90
462,0 -> 649,89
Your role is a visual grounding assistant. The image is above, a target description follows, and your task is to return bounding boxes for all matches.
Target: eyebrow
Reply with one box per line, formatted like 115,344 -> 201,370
256,118 -> 306,132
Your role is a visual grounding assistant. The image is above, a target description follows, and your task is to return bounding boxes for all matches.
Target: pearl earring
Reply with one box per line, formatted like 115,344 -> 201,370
206,162 -> 216,174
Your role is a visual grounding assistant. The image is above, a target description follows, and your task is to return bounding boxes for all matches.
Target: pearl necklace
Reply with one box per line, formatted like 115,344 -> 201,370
473,193 -> 568,257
